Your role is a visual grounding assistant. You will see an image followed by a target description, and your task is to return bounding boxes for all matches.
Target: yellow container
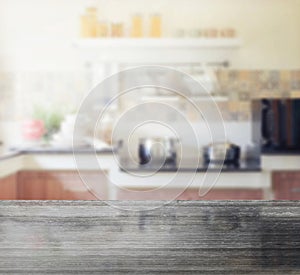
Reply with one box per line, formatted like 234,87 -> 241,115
149,14 -> 162,37
96,21 -> 109,37
80,7 -> 98,38
80,15 -> 90,38
111,22 -> 124,37
131,14 -> 143,37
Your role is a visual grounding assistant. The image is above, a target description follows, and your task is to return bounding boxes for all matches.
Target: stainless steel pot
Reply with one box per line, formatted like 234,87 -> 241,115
203,142 -> 240,165
138,137 -> 179,166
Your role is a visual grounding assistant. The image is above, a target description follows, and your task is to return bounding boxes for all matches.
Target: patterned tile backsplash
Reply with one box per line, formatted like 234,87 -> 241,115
0,69 -> 299,122
214,69 -> 300,121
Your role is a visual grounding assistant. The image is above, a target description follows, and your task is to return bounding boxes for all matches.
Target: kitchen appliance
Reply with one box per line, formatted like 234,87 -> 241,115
252,99 -> 300,151
138,137 -> 179,166
203,142 -> 240,165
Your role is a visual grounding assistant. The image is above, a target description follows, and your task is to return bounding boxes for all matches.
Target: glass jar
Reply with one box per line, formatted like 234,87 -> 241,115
111,22 -> 124,37
131,14 -> 143,37
80,7 -> 98,38
220,28 -> 236,38
96,21 -> 109,37
203,28 -> 218,38
149,14 -> 162,38
80,15 -> 90,38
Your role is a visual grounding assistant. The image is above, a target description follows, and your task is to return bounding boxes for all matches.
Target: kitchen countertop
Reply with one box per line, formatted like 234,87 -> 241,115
0,200 -> 299,274
9,145 -> 114,154
0,151 -> 22,161
2,147 -> 262,172
262,148 -> 300,155
120,160 -> 261,173
8,146 -> 300,156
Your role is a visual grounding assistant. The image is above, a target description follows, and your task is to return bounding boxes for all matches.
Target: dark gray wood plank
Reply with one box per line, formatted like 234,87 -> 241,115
0,201 -> 299,274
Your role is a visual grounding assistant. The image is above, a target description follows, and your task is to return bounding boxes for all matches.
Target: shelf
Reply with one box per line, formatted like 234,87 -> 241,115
141,95 -> 180,102
73,38 -> 242,49
192,96 -> 228,102
73,37 -> 242,66
140,95 -> 228,102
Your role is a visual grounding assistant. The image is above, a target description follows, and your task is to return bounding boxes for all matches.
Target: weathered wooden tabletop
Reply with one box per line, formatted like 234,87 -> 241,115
0,200 -> 299,274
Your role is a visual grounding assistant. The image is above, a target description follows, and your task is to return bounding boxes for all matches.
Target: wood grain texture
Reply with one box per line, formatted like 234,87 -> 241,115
0,174 -> 17,199
0,201 -> 299,274
17,171 -> 108,200
273,171 -> 300,200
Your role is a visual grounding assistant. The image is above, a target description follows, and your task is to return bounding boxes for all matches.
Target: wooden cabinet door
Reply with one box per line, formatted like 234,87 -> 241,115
116,188 -> 263,200
0,174 -> 17,200
45,171 -> 108,200
17,171 -> 108,200
273,171 -> 300,200
17,171 -> 45,200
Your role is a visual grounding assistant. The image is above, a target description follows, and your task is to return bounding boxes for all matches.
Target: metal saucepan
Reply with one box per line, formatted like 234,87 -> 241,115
203,142 -> 240,165
138,137 -> 179,166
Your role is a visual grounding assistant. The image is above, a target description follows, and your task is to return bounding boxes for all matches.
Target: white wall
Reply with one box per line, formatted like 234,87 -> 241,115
0,0 -> 299,70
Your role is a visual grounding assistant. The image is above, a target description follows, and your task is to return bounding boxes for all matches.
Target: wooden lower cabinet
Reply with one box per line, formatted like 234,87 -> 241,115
17,171 -> 108,200
1,171 -> 264,201
116,188 -> 263,200
0,174 -> 17,200
273,171 -> 300,200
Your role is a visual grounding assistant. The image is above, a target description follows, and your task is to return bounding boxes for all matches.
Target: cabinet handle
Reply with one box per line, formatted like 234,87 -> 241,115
291,187 -> 300,193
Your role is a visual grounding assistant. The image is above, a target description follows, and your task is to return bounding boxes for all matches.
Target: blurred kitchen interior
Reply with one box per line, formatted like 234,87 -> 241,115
0,0 -> 299,153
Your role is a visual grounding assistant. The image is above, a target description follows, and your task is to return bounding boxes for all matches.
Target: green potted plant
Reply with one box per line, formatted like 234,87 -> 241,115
32,106 -> 64,142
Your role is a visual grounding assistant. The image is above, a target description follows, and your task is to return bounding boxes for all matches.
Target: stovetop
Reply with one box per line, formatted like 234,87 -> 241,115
119,159 -> 261,173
